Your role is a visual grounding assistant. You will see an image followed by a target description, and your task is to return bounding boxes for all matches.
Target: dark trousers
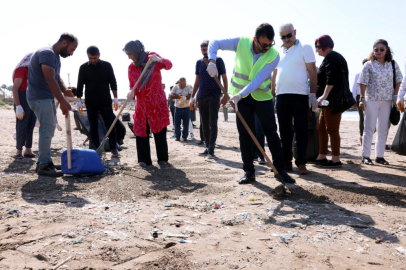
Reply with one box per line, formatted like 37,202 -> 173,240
356,95 -> 364,137
87,104 -> 117,150
253,113 -> 265,159
15,91 -> 36,150
237,95 -> 284,173
198,94 -> 220,152
136,119 -> 168,165
170,107 -> 175,126
174,107 -> 190,139
276,94 -> 309,166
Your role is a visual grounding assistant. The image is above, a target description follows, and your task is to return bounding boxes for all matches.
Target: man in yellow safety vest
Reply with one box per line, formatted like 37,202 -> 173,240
207,23 -> 295,184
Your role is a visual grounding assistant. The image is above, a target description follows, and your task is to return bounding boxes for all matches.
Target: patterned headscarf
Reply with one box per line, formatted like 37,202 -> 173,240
12,52 -> 33,80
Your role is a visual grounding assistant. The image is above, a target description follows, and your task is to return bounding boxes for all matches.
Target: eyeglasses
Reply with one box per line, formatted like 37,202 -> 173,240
374,47 -> 386,52
257,40 -> 275,49
315,45 -> 321,49
280,32 -> 293,40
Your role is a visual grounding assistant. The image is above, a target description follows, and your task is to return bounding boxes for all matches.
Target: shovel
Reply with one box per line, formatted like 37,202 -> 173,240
96,58 -> 153,155
61,97 -> 105,175
203,59 -> 287,189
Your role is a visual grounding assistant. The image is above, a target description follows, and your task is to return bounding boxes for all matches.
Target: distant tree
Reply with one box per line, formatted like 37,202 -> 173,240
7,85 -> 12,91
1,84 -> 7,89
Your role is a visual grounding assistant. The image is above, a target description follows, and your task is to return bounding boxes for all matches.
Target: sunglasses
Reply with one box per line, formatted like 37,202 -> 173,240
374,47 -> 386,52
315,45 -> 321,49
281,32 -> 293,40
257,40 -> 275,49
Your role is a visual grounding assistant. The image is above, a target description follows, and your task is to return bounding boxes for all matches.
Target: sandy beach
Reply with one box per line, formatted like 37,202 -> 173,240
0,105 -> 405,269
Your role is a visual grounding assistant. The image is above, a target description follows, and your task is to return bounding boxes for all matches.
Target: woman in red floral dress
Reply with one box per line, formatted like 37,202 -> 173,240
124,40 -> 172,167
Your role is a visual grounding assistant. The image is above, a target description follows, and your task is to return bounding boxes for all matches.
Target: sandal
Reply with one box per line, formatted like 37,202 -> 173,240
13,154 -> 23,159
362,157 -> 373,165
375,157 -> 389,165
23,154 -> 36,158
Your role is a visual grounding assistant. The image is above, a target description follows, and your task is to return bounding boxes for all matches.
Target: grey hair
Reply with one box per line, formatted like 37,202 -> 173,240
279,23 -> 294,33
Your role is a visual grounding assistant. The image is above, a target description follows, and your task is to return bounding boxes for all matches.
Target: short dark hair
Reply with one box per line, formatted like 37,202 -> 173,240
58,33 -> 78,43
201,40 -> 209,47
368,39 -> 393,62
362,58 -> 368,65
87,46 -> 100,55
255,23 -> 275,41
179,77 -> 186,82
315,35 -> 334,50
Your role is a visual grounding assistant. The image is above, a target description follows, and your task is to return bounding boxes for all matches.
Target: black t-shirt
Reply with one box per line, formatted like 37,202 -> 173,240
316,51 -> 349,100
77,60 -> 117,107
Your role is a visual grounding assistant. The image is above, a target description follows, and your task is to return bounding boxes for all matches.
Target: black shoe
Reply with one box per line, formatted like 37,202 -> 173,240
175,138 -> 180,141
237,172 -> 256,184
207,152 -> 215,159
308,158 -> 328,165
37,163 -> 63,177
199,149 -> 208,156
318,160 -> 343,168
111,148 -> 120,157
158,161 -> 169,166
197,141 -> 205,145
258,157 -> 266,165
50,163 -> 62,170
181,138 -> 188,142
278,170 -> 296,184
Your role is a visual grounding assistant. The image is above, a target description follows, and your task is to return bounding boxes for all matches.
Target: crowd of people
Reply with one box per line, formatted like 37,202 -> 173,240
11,22 -> 406,184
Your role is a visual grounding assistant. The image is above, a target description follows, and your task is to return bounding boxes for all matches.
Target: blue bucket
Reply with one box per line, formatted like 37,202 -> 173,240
61,149 -> 105,175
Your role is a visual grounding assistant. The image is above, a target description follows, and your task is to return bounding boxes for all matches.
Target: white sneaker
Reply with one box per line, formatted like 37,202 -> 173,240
189,134 -> 195,140
170,134 -> 176,138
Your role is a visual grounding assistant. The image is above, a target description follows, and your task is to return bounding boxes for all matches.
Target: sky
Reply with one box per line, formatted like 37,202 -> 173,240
1,0 -> 405,99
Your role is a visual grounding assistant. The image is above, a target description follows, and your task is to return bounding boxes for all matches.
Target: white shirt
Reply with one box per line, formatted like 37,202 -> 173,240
171,84 -> 193,108
352,73 -> 360,100
399,58 -> 406,101
275,40 -> 316,95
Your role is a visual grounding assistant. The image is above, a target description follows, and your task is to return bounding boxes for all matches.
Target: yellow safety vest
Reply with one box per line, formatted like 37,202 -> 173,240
229,37 -> 278,101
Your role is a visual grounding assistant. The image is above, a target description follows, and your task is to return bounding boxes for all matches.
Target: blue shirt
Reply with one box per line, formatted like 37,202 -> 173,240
195,57 -> 226,99
208,37 -> 279,97
27,46 -> 61,101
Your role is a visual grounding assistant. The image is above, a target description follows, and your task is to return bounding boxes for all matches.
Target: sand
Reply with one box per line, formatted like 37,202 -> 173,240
0,105 -> 405,269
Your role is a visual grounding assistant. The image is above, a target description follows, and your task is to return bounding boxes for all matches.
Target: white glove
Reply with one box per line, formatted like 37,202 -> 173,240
76,101 -> 83,111
392,95 -> 398,105
309,93 -> 318,112
206,61 -> 218,77
190,97 -> 195,103
230,93 -> 242,112
15,105 -> 24,120
127,91 -> 133,100
149,54 -> 162,63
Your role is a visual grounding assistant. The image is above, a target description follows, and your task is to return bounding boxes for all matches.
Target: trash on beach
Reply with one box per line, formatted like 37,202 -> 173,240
375,236 -> 383,244
248,197 -> 258,201
290,222 -> 306,229
9,210 -> 22,214
165,204 -> 172,207
72,236 -> 84,244
179,239 -> 193,243
396,246 -> 406,255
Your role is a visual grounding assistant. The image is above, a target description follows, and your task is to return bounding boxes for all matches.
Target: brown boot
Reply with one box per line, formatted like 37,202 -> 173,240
298,165 -> 308,175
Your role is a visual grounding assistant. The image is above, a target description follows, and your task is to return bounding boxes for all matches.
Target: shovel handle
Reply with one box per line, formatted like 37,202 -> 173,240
102,58 -> 153,141
203,58 -> 280,175
65,110 -> 72,169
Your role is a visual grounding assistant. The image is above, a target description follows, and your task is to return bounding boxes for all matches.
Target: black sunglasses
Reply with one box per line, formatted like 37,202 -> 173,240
281,32 -> 293,40
257,40 -> 275,49
374,47 -> 386,52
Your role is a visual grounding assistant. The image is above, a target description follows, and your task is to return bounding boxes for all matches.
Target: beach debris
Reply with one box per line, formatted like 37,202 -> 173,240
72,236 -> 84,244
165,204 -> 172,207
396,246 -> 406,255
179,240 -> 193,243
8,210 -> 22,214
152,229 -> 158,239
53,256 -> 72,270
61,232 -> 77,238
270,184 -> 289,199
289,222 -> 306,229
375,236 -> 383,244
248,197 -> 258,201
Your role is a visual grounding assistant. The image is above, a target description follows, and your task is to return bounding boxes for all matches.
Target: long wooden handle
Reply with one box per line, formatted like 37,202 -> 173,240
65,111 -> 72,169
103,58 -> 153,140
203,59 -> 279,175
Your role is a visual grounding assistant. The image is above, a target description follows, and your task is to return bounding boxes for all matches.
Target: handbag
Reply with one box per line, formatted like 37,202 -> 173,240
329,55 -> 357,114
389,60 -> 400,125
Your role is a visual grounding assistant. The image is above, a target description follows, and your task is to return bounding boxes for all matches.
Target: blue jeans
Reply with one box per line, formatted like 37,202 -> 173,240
174,107 -> 190,139
28,99 -> 56,166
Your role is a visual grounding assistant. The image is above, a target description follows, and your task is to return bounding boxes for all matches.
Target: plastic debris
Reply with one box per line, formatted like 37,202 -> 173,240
179,240 -> 193,243
165,204 -> 172,207
248,197 -> 257,201
396,246 -> 406,255
9,210 -> 22,214
72,236 -> 84,244
375,236 -> 383,244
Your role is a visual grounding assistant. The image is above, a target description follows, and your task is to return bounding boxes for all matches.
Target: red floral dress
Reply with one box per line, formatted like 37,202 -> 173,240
128,52 -> 172,137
